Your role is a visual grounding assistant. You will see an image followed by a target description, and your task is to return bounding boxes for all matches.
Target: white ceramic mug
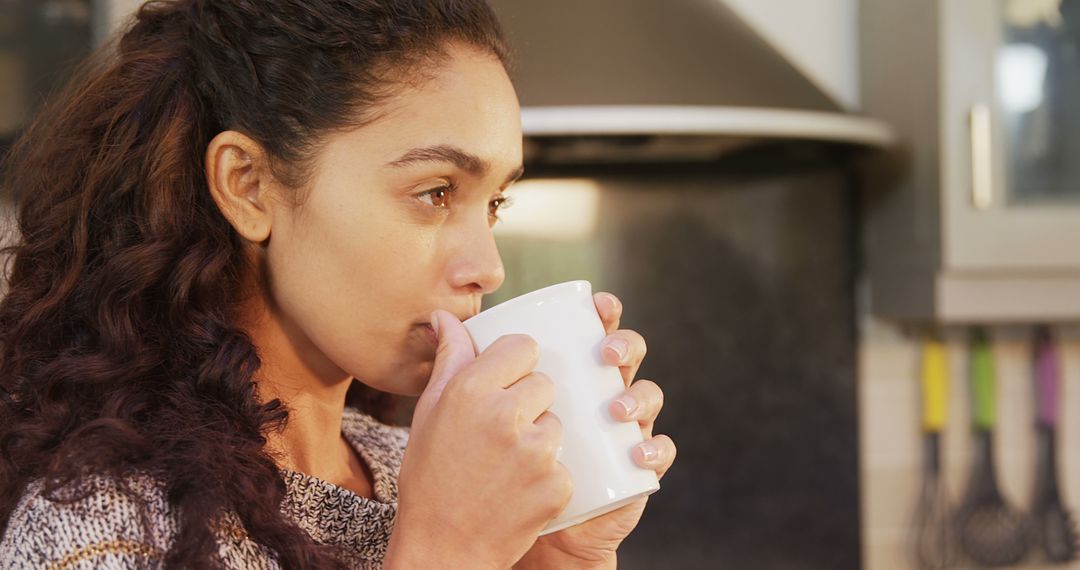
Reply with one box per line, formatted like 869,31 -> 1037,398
462,280 -> 660,535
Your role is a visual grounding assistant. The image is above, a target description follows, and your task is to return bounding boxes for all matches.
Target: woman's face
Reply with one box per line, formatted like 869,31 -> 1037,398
257,42 -> 522,396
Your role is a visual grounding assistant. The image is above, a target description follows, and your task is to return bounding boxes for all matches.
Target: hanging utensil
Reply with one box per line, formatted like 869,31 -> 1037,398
1030,325 -> 1078,564
912,333 -> 954,569
955,328 -> 1029,566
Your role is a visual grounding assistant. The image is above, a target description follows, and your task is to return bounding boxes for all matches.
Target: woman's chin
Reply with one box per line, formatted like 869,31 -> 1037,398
365,360 -> 433,397
408,360 -> 435,395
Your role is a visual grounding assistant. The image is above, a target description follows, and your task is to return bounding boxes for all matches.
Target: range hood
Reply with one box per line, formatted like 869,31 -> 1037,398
486,0 -> 895,165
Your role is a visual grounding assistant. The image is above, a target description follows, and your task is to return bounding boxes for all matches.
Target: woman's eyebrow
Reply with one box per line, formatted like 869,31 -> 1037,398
387,144 -> 524,185
504,165 -> 525,186
386,144 -> 486,175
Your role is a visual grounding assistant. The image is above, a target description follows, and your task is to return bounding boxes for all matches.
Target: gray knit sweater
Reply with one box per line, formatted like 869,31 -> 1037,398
0,407 -> 409,569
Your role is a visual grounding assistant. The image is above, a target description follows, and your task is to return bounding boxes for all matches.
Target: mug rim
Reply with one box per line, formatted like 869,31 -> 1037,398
464,280 -> 592,326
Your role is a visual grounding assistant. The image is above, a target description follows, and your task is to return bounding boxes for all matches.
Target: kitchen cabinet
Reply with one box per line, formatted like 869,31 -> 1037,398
861,0 -> 1080,321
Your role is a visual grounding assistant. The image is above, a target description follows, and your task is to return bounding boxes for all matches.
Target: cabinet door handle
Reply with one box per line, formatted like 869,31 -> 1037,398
970,103 -> 993,210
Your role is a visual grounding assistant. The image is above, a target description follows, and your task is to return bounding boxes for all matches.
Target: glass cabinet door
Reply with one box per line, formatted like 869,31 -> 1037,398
998,0 -> 1080,204
942,0 -> 1080,271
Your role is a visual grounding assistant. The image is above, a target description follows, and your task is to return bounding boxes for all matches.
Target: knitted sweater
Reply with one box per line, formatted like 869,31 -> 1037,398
0,407 -> 409,569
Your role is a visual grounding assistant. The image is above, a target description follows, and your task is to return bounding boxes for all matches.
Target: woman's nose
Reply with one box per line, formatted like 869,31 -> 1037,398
446,226 -> 505,295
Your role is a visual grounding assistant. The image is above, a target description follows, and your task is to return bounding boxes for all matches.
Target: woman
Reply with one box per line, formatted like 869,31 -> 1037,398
0,0 -> 676,568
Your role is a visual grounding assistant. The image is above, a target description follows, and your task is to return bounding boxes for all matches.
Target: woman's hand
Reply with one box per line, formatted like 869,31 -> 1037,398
516,292 -> 677,568
387,311 -> 573,570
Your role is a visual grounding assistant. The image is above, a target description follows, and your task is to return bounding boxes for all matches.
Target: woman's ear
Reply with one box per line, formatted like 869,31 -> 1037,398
204,130 -> 277,243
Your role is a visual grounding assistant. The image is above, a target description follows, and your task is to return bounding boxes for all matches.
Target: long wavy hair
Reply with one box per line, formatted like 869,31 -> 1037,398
0,0 -> 509,567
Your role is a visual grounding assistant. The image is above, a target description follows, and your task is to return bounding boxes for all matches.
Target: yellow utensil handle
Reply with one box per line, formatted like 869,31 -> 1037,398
921,337 -> 949,432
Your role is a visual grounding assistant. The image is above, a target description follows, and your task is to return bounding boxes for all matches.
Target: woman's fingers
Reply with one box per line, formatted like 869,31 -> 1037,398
600,329 -> 647,386
593,292 -> 647,385
594,292 -> 622,335
531,410 -> 566,469
608,379 -> 663,436
632,434 -> 676,479
593,293 -> 675,480
505,371 -> 556,425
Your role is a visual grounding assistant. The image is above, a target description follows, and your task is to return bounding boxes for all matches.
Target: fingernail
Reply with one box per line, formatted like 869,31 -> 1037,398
604,338 -> 628,361
429,312 -> 440,337
615,395 -> 638,418
637,442 -> 658,464
601,293 -> 620,311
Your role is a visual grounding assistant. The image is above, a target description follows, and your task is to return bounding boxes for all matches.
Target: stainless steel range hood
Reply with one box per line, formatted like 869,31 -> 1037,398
486,0 -> 895,164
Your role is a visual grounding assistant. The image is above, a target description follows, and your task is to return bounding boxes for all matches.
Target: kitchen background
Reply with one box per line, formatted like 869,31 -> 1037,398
2,1 -> 1079,569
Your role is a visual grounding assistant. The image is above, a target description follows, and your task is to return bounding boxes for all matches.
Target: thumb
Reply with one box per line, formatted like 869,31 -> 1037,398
412,309 -> 476,429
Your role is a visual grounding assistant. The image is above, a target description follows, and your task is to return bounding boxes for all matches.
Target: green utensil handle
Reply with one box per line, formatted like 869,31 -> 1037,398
971,331 -> 996,430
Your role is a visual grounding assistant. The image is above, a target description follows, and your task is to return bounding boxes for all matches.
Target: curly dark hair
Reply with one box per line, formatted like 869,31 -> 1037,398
0,0 -> 509,567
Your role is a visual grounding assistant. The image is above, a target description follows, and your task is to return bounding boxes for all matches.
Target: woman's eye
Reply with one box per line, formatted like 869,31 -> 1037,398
418,185 -> 453,209
489,194 -> 515,221
416,183 -> 513,221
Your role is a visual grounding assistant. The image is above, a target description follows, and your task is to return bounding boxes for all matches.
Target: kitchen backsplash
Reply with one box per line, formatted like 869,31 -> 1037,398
860,311 -> 1080,569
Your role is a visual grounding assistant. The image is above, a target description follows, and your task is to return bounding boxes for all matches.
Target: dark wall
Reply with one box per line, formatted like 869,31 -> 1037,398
489,166 -> 861,569
0,0 -> 93,154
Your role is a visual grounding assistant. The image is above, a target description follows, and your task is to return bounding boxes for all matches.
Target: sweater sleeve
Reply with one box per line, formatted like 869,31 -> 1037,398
0,475 -> 175,569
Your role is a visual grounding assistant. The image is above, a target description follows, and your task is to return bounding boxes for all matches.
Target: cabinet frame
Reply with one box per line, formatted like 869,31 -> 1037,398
861,0 -> 1080,322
